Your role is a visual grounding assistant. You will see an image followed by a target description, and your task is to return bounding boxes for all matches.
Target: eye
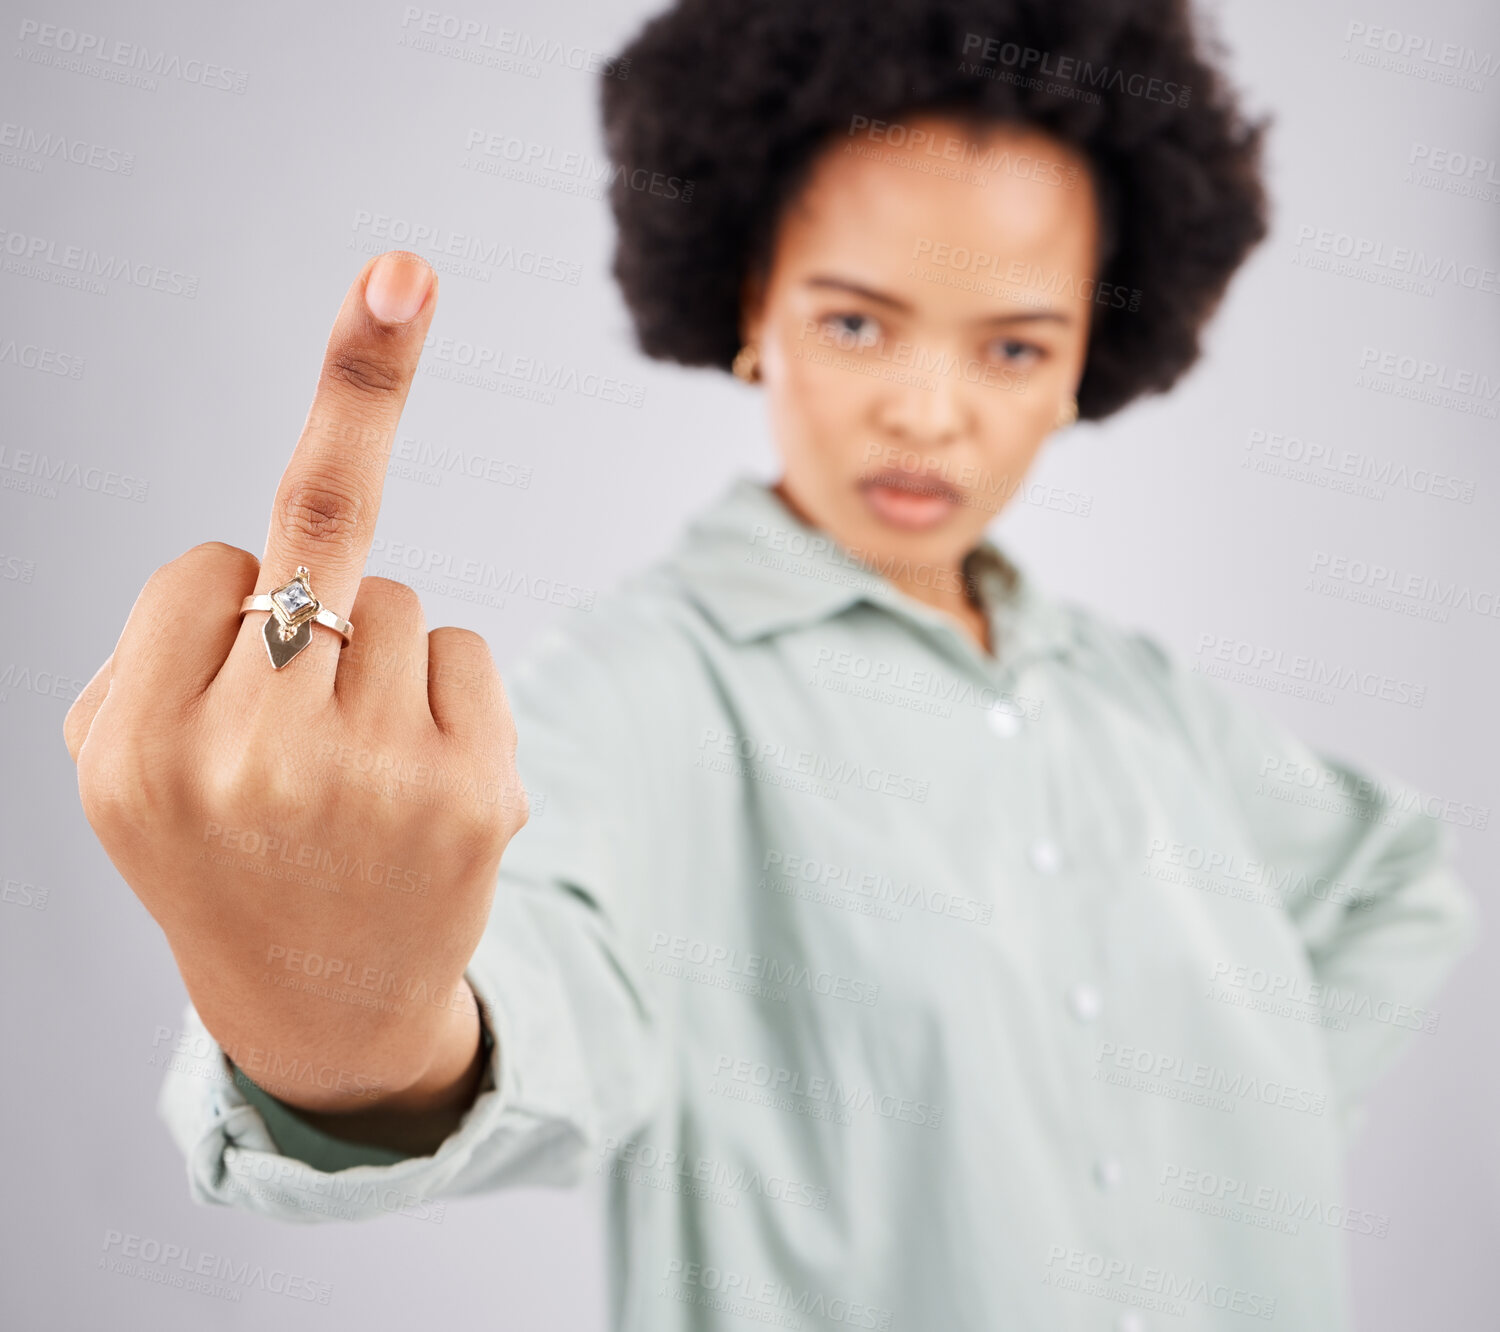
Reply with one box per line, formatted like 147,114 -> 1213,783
822,312 -> 882,349
988,337 -> 1044,367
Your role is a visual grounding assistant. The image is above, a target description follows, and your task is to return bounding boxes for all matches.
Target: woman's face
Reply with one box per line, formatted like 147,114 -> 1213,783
743,114 -> 1101,576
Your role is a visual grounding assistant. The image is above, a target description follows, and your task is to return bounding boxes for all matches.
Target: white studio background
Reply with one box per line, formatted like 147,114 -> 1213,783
1,1 -> 1495,1328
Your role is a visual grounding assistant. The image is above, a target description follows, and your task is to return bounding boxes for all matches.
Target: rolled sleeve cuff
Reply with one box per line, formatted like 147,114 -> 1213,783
157,950 -> 591,1224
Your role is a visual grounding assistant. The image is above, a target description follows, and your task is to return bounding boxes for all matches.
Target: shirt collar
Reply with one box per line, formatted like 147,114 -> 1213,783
663,475 -> 1079,669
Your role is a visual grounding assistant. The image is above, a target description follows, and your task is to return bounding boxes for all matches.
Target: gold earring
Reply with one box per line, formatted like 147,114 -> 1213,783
732,342 -> 762,384
1054,394 -> 1078,428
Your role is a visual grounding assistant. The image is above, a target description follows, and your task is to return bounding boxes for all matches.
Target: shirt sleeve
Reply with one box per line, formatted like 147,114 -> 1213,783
1134,632 -> 1483,1138
156,618 -> 668,1221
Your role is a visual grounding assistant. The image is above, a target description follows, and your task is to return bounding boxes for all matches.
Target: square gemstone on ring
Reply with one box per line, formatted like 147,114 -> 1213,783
271,579 -> 315,620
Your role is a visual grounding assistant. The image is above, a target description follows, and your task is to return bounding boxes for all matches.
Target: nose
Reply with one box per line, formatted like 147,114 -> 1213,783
874,344 -> 972,447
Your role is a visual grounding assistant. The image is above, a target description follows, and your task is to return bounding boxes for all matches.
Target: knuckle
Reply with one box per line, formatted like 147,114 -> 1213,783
508,777 -> 531,833
429,626 -> 477,666
202,737 -> 302,824
198,751 -> 252,813
323,349 -> 405,399
359,575 -> 423,617
430,625 -> 492,662
429,626 -> 503,706
140,557 -> 183,598
77,735 -> 147,830
177,541 -> 259,582
63,684 -> 104,759
275,475 -> 367,551
429,623 -> 467,647
61,705 -> 83,757
425,742 -> 524,862
452,792 -> 515,863
489,760 -> 529,838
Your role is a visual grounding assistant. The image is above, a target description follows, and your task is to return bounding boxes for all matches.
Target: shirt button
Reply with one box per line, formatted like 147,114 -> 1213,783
987,703 -> 1022,737
1029,839 -> 1061,874
1067,983 -> 1102,1022
1117,1314 -> 1146,1332
1094,1157 -> 1122,1190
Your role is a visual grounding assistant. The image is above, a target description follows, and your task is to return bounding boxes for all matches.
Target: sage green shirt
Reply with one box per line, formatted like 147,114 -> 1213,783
160,475 -> 1479,1331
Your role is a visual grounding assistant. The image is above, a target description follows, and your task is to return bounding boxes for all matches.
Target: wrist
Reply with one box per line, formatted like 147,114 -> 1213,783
193,957 -> 486,1118
374,977 -> 487,1116
228,978 -> 490,1154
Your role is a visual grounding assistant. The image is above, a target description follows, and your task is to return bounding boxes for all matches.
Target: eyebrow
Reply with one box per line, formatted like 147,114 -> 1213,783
804,274 -> 1073,326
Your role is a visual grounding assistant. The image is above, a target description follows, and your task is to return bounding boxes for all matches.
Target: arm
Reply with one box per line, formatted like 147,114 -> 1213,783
1138,633 -> 1482,1134
62,255 -> 664,1219
229,981 -> 488,1160
157,620 -> 666,1217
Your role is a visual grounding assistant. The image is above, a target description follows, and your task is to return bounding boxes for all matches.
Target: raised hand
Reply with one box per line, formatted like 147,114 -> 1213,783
64,253 -> 526,1139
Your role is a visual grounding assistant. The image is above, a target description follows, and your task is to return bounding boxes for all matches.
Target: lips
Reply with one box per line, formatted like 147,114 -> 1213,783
858,469 -> 964,531
860,470 -> 962,502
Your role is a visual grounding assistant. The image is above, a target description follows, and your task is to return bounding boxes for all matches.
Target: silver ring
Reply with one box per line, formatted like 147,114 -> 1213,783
239,566 -> 353,669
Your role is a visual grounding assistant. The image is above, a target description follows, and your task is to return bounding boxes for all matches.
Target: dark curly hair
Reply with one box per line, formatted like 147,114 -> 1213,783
600,0 -> 1269,420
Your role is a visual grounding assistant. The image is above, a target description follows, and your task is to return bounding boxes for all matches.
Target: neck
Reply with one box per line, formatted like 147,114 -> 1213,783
894,567 -> 993,656
770,478 -> 993,655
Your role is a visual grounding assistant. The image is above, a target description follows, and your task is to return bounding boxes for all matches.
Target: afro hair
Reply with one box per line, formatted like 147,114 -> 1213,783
600,0 -> 1269,419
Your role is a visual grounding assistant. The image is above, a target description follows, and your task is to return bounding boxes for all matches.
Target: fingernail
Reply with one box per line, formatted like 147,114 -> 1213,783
365,252 -> 432,325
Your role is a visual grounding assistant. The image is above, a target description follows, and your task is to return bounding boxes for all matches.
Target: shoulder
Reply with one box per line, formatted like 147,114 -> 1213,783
505,557 -> 726,723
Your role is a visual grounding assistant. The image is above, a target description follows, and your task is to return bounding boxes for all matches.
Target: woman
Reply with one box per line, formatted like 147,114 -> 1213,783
66,1 -> 1475,1329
